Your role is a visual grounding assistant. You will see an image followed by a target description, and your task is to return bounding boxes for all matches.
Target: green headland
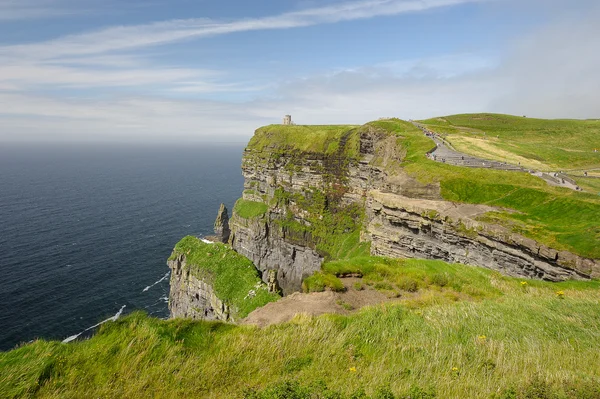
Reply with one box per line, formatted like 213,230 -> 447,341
1,114 -> 599,399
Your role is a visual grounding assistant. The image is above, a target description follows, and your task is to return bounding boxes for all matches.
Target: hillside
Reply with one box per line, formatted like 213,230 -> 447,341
418,113 -> 600,190
1,260 -> 599,398
1,115 -> 599,399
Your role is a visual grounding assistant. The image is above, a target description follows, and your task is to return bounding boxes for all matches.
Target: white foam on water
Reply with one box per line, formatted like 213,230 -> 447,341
62,305 -> 126,344
201,238 -> 214,244
142,271 -> 170,292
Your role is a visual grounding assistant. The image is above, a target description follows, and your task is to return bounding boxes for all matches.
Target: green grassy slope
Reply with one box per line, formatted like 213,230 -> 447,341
370,119 -> 600,259
170,237 -> 279,318
2,260 -> 599,398
2,117 -> 599,399
248,124 -> 360,156
418,113 -> 600,171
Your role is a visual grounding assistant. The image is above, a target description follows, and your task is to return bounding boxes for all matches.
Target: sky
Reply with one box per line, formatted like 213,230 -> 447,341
0,0 -> 598,143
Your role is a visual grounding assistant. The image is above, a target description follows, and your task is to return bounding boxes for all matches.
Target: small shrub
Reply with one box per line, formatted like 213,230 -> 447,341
374,282 -> 394,291
353,282 -> 364,291
429,273 -> 450,287
350,389 -> 369,399
303,273 -> 345,293
400,386 -> 436,399
374,385 -> 395,399
397,276 -> 419,292
336,300 -> 354,311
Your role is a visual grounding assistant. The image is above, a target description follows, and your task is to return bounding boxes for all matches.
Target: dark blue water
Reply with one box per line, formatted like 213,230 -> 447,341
0,143 -> 244,351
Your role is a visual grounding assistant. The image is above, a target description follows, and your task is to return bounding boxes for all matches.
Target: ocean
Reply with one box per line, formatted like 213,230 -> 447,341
0,143 -> 245,351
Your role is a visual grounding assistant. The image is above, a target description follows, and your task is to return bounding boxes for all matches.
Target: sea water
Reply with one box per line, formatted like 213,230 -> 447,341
0,143 -> 244,350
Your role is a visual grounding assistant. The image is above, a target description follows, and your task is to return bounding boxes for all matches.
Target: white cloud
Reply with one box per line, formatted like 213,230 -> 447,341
0,0 -> 491,60
490,6 -> 600,118
1,0 -> 598,143
0,0 -> 89,20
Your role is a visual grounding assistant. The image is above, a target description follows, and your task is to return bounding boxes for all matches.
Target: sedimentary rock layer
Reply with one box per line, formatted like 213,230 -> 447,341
168,253 -> 232,321
366,190 -> 599,281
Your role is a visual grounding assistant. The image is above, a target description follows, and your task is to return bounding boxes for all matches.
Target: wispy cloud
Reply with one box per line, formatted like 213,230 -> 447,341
1,0 -> 490,59
0,0 -> 87,20
3,0 -> 596,144
0,0 -> 490,95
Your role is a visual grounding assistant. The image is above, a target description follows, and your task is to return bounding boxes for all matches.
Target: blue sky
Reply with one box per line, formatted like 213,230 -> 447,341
0,0 -> 598,142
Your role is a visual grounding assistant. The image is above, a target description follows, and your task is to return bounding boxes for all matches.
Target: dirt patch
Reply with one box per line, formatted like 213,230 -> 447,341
241,278 -> 396,328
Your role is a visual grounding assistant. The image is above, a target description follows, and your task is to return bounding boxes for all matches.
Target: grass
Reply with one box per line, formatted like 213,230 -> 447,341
274,189 -> 371,261
2,259 -> 599,398
323,257 -> 501,300
418,113 -> 600,171
302,272 -> 345,293
233,198 -> 269,219
369,119 -> 600,259
170,236 -> 279,318
248,125 -> 360,156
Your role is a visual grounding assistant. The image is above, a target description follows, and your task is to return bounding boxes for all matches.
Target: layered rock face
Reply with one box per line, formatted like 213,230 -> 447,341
366,191 -> 599,281
168,253 -> 232,321
229,124 -> 599,291
229,151 -> 328,295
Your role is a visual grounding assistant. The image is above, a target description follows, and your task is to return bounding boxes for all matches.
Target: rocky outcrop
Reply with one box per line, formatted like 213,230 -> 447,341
168,253 -> 232,321
366,190 -> 599,281
229,126 -> 444,294
211,203 -> 230,243
229,211 -> 322,296
229,123 -> 599,291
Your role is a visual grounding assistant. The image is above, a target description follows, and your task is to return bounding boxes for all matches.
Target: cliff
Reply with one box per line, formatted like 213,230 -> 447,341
228,120 -> 599,294
168,119 -> 599,320
167,236 -> 279,321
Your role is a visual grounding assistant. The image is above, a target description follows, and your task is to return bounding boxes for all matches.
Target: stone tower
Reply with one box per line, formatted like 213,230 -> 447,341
283,115 -> 292,125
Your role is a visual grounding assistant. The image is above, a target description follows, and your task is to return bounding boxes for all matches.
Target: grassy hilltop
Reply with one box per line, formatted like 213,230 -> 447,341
251,117 -> 600,259
418,113 -> 600,172
1,114 -> 599,398
368,117 -> 600,260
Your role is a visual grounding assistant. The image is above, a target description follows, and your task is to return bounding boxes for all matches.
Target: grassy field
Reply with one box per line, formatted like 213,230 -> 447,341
170,237 -> 279,318
248,125 -> 359,156
233,198 -> 269,219
418,114 -> 600,171
369,119 -> 600,259
2,259 -> 599,398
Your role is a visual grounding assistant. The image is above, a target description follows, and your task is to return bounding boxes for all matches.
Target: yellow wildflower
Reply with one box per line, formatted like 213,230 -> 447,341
452,367 -> 459,372
521,281 -> 528,287
478,335 -> 486,341
349,367 -> 357,373
556,290 -> 565,298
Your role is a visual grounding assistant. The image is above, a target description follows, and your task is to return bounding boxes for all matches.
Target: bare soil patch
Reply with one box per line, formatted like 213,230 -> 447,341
241,278 -> 397,328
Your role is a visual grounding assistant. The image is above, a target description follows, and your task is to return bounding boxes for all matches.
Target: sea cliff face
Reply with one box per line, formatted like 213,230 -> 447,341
168,253 -> 232,321
366,191 -> 597,281
169,121 -> 598,320
228,123 -> 599,293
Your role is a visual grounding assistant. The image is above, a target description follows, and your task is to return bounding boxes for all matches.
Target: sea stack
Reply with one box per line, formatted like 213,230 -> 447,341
213,203 -> 230,243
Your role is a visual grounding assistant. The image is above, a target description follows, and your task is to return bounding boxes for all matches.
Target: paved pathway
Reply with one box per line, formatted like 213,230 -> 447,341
412,122 -> 583,191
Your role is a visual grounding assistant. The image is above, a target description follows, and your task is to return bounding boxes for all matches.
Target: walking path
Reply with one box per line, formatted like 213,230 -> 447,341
411,122 -> 582,191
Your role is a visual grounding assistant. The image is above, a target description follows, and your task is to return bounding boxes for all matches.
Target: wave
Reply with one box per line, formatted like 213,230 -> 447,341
142,271 -> 170,293
62,305 -> 126,343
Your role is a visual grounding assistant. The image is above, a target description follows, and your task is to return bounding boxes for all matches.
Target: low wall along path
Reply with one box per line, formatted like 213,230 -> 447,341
412,122 -> 582,191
